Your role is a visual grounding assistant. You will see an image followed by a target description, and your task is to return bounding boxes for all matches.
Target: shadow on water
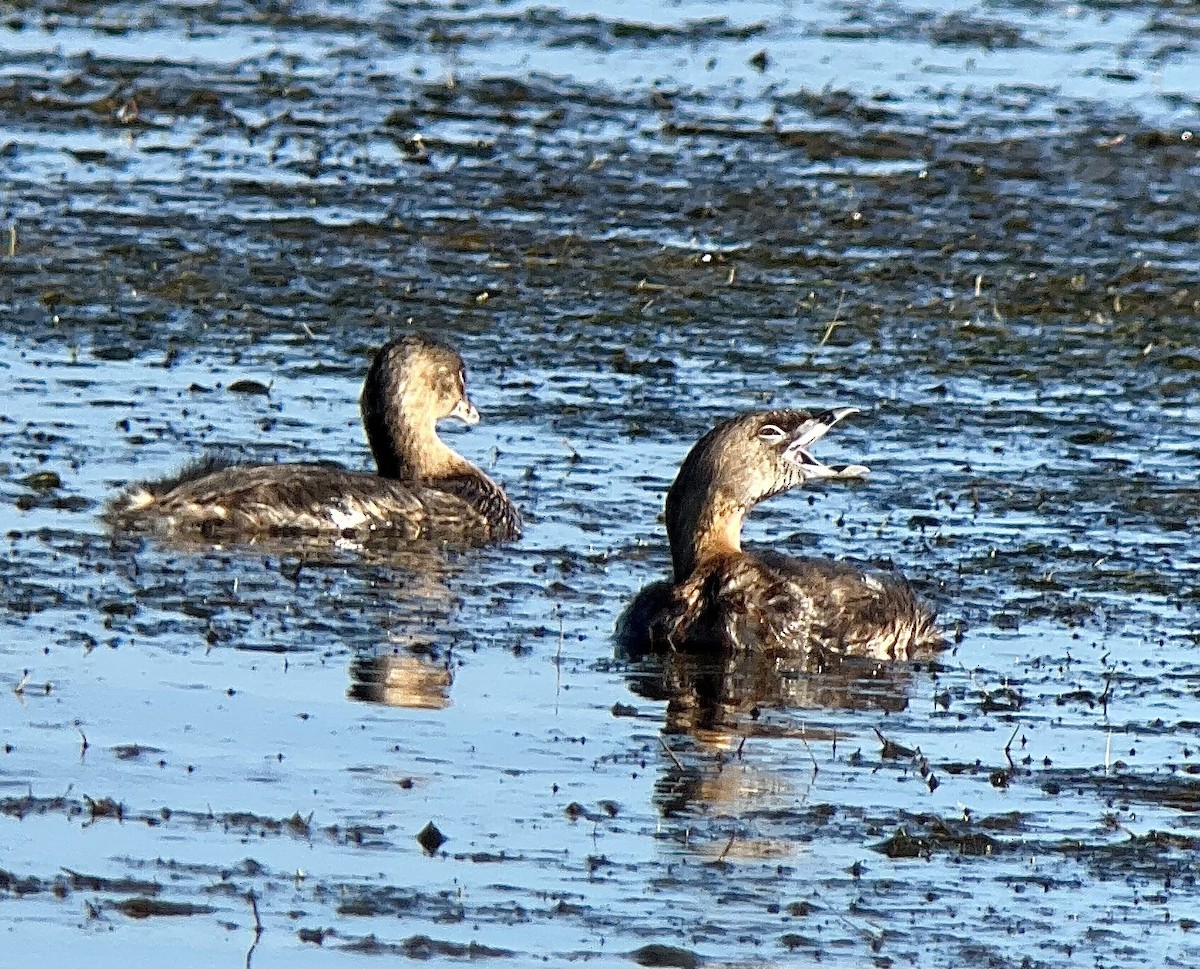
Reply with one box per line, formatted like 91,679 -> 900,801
1,0 -> 1200,965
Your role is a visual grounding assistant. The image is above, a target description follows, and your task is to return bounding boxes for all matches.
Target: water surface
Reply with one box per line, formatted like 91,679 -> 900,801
2,0 -> 1199,965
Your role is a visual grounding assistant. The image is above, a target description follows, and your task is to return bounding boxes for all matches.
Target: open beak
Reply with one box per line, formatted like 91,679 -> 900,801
448,397 -> 480,426
782,407 -> 869,480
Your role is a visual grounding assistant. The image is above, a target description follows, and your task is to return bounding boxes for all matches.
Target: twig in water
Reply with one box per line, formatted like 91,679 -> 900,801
244,890 -> 264,969
814,290 -> 848,352
873,726 -> 915,759
797,734 -> 820,808
556,608 -> 564,669
717,830 -> 736,862
247,890 -> 263,935
1003,723 -> 1020,767
658,736 -> 685,772
800,734 -> 819,777
554,606 -> 564,714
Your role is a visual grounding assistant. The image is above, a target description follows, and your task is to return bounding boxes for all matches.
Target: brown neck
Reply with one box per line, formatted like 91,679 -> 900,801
666,482 -> 749,581
363,366 -> 477,481
371,420 -> 470,481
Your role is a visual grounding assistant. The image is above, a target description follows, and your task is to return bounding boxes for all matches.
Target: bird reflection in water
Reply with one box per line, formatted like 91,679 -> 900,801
113,527 -> 480,710
625,645 -> 924,735
348,647 -> 453,710
112,528 -> 473,711
342,538 -> 472,710
620,642 -> 940,824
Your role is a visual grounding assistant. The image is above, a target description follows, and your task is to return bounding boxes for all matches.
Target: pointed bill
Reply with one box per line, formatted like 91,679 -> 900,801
448,397 -> 481,426
782,407 -> 868,479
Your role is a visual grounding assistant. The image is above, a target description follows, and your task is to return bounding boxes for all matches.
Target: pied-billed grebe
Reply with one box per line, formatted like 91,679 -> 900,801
106,334 -> 521,541
617,408 -> 941,664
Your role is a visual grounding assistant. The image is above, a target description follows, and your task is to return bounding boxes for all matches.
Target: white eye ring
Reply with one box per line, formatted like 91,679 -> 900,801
758,423 -> 787,443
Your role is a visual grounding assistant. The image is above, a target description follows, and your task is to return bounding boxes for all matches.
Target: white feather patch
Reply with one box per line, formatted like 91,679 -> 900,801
329,506 -> 370,530
124,489 -> 155,510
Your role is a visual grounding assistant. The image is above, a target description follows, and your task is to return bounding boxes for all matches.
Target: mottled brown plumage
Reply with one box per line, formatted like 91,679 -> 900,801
617,409 -> 942,664
106,334 -> 521,542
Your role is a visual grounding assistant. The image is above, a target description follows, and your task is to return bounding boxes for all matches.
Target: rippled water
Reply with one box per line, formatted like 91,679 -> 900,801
2,0 -> 1199,965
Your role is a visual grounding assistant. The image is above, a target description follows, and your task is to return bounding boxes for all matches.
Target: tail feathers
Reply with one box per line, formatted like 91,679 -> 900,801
107,453 -> 245,517
144,454 -> 242,495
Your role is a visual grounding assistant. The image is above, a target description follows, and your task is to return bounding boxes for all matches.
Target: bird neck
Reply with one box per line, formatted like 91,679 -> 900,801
367,410 -> 464,481
666,483 -> 749,581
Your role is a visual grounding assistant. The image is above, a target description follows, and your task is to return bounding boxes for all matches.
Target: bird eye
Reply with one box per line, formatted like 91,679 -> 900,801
758,423 -> 786,443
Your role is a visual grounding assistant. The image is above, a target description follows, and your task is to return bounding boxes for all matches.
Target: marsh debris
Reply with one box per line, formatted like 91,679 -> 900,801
630,943 -> 702,968
873,821 -> 1002,859
416,821 -> 446,854
110,897 -> 215,918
